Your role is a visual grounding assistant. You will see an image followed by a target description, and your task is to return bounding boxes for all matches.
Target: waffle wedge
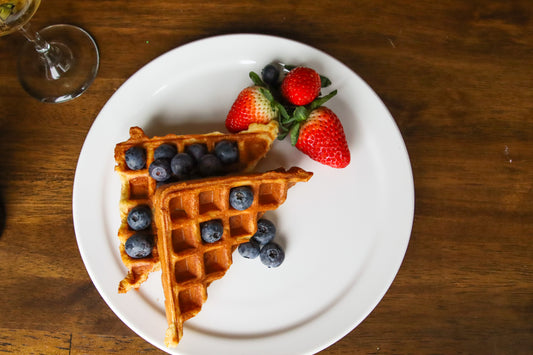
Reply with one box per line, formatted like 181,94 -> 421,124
153,167 -> 312,347
115,122 -> 278,293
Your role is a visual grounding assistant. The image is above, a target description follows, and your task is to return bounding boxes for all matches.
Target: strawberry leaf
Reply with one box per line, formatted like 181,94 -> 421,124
249,71 -> 266,87
276,102 -> 290,121
277,105 -> 309,142
293,106 -> 308,122
259,87 -> 274,102
279,116 -> 296,128
320,75 -> 332,88
278,127 -> 289,140
283,64 -> 297,72
309,90 -> 337,110
289,122 -> 301,146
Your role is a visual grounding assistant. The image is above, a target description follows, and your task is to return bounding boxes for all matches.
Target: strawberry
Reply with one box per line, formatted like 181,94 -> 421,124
281,66 -> 322,106
278,90 -> 350,168
225,85 -> 279,133
294,106 -> 350,168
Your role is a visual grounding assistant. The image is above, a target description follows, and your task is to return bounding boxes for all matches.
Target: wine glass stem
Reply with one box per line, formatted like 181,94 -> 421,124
18,23 -> 73,80
18,22 -> 49,52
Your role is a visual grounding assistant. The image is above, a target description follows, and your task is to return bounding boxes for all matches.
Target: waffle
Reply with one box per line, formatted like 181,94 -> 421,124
152,167 -> 312,347
115,122 -> 279,293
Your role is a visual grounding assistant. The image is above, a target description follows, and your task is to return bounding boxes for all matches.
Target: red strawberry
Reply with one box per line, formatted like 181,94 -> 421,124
225,86 -> 279,133
281,67 -> 322,106
293,106 -> 350,168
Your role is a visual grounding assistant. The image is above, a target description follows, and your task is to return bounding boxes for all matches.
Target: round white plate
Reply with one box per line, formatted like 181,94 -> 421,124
73,34 -> 414,355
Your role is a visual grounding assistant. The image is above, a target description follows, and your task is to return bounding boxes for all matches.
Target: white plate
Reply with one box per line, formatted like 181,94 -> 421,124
73,34 -> 414,355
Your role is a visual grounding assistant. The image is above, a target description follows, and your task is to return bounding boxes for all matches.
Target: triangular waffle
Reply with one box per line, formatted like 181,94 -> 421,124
114,122 -> 279,292
152,167 -> 312,347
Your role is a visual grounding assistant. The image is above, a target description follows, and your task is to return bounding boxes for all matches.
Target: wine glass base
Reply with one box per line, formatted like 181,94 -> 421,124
18,24 -> 100,103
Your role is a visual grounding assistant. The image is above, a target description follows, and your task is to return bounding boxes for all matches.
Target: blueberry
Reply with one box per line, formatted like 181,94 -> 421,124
198,154 -> 223,176
125,146 -> 146,170
149,158 -> 172,182
260,242 -> 285,268
229,186 -> 254,210
154,143 -> 177,160
171,153 -> 195,180
238,240 -> 260,259
214,140 -> 239,165
252,219 -> 276,245
200,219 -> 224,243
261,64 -> 280,86
127,205 -> 151,231
125,233 -> 153,258
185,143 -> 208,162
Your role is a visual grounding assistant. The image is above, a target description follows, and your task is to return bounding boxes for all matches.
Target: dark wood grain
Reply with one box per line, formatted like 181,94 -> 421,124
0,0 -> 531,354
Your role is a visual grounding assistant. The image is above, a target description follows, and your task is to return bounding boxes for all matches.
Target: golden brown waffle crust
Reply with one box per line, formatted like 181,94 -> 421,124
153,167 -> 312,347
115,121 -> 279,176
153,167 -> 312,205
115,122 -> 279,293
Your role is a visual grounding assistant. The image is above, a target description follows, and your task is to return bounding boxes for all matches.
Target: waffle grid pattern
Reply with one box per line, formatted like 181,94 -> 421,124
153,168 -> 312,347
114,122 -> 278,292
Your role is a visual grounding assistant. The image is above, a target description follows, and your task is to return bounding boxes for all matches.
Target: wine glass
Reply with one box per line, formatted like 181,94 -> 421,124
0,0 -> 99,103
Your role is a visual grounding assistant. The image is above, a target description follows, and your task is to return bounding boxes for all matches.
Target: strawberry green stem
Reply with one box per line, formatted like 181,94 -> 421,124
292,106 -> 308,122
258,87 -> 274,102
290,122 -> 301,146
309,90 -> 337,110
276,102 -> 290,121
249,71 -> 265,86
277,89 -> 338,143
320,75 -> 332,88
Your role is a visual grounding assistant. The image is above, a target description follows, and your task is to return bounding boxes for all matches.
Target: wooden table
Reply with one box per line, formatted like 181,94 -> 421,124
1,0 -> 531,353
